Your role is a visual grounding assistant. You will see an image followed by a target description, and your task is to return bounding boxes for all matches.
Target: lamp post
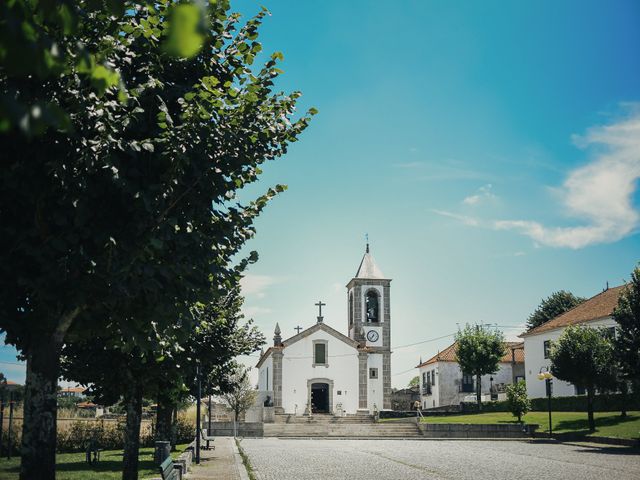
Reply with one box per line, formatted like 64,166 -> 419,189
537,367 -> 553,438
195,364 -> 201,464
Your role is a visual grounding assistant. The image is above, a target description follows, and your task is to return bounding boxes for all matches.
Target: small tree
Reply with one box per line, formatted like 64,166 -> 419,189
455,324 -> 505,411
527,291 -> 586,331
613,265 -> 640,400
408,376 -> 419,388
221,365 -> 257,423
550,325 -> 615,431
505,380 -> 530,423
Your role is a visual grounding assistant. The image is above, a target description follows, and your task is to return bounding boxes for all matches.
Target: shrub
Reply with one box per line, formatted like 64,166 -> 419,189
505,381 -> 530,422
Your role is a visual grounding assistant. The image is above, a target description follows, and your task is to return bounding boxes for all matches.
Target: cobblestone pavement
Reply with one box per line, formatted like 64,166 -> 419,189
241,438 -> 640,480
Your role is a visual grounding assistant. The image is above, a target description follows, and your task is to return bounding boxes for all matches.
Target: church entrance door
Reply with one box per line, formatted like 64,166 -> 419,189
311,382 -> 330,413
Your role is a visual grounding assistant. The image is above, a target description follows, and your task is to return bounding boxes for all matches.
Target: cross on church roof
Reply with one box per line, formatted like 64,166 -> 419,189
294,325 -> 302,334
315,300 -> 325,323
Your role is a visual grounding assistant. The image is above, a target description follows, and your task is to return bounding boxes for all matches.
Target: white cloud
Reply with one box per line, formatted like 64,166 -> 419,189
463,184 -> 496,206
393,161 -> 424,168
432,209 -> 480,227
240,274 -> 280,296
496,107 -> 640,249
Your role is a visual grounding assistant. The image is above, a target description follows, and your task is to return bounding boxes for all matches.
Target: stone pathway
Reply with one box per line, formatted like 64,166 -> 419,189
242,438 -> 640,480
185,437 -> 248,480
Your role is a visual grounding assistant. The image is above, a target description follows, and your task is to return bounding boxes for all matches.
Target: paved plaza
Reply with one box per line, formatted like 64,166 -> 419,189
240,438 -> 640,480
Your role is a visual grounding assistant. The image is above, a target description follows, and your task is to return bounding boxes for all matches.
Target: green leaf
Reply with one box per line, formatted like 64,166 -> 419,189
163,4 -> 205,59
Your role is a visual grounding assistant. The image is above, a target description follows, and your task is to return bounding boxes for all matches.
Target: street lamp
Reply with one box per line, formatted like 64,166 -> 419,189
537,367 -> 553,438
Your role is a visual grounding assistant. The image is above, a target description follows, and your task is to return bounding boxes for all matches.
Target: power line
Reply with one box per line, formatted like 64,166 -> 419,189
391,332 -> 456,350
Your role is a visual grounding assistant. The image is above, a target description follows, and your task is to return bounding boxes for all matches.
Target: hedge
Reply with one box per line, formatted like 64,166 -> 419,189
462,392 -> 640,413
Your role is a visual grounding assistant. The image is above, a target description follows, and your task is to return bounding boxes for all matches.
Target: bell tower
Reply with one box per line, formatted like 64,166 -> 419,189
346,241 -> 392,410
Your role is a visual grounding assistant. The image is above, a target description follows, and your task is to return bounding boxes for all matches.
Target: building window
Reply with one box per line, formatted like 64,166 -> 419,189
543,340 -> 551,359
365,290 -> 380,322
461,374 -> 474,393
426,371 -> 431,385
431,369 -> 436,385
313,341 -> 327,366
266,367 -> 269,391
369,368 -> 378,379
575,385 -> 586,395
422,372 -> 427,386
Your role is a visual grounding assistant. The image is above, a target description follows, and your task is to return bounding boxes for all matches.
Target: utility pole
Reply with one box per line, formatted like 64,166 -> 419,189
195,364 -> 201,464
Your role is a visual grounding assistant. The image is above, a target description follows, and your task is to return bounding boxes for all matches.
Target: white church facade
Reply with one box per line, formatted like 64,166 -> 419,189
255,245 -> 392,415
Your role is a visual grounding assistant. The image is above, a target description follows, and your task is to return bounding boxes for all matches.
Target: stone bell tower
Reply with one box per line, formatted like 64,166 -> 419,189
346,242 -> 392,410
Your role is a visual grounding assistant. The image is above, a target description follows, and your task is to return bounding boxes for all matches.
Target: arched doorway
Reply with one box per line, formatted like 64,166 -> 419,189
311,383 -> 329,413
308,379 -> 333,414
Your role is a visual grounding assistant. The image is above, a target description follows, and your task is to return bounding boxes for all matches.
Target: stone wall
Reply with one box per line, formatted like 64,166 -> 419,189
206,422 -> 264,437
418,423 -> 538,438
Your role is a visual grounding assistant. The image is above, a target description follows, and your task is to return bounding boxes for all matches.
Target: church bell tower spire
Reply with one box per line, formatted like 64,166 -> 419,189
346,239 -> 392,410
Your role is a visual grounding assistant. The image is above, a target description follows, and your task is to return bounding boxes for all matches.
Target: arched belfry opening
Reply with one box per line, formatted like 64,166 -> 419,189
349,292 -> 354,325
365,289 -> 380,323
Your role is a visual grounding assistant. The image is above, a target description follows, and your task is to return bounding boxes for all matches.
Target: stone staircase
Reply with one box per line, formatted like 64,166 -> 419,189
264,415 -> 421,438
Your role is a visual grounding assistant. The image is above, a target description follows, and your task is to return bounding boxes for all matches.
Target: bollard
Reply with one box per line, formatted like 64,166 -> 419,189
154,440 -> 171,465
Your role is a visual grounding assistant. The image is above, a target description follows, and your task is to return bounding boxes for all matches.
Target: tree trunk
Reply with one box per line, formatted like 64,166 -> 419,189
620,381 -> 628,418
476,374 -> 482,411
171,407 -> 178,448
586,386 -> 595,432
20,340 -> 60,480
155,394 -> 174,444
122,380 -> 143,480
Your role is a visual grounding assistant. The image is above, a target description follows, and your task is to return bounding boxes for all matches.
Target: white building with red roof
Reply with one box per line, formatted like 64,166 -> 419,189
416,341 -> 525,409
520,285 -> 624,398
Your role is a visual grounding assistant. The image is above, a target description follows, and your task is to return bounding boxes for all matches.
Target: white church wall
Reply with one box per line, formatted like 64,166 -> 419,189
281,329 -> 359,415
367,353 -> 383,411
524,317 -> 616,398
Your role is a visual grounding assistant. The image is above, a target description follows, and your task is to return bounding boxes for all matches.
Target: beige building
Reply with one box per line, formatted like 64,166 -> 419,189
417,342 -> 525,410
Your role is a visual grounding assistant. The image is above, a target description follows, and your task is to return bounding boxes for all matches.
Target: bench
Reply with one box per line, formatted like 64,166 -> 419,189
201,428 -> 215,450
84,439 -> 103,464
159,456 -> 180,480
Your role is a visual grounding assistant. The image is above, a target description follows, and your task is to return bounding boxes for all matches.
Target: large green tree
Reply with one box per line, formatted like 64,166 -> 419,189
613,265 -> 640,391
455,324 -> 505,410
0,2 -> 314,478
549,325 -> 615,431
527,291 -> 586,331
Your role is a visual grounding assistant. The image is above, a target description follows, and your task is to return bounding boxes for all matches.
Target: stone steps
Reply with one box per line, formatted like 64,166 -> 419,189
273,414 -> 375,424
264,422 -> 422,438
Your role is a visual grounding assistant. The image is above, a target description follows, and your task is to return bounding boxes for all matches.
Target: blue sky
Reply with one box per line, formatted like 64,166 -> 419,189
2,0 -> 639,388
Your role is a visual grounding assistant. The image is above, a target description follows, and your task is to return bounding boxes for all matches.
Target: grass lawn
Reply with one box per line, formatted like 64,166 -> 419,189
384,411 -> 640,439
0,443 -> 189,480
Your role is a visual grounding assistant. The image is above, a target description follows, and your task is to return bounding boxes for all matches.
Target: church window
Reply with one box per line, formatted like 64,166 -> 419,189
426,371 -> 431,385
431,369 -> 436,386
349,292 -> 354,325
543,340 -> 551,359
369,368 -> 378,379
365,290 -> 380,322
313,340 -> 328,366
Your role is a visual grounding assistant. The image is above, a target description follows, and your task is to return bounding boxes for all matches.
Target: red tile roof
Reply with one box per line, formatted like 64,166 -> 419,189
417,341 -> 524,368
521,285 -> 625,337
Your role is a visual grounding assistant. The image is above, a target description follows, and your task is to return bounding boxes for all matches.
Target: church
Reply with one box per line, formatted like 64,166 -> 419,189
255,244 -> 392,415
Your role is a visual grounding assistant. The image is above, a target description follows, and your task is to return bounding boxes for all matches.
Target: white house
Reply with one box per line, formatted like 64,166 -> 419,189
255,244 -> 393,415
417,341 -> 525,409
521,285 -> 623,399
